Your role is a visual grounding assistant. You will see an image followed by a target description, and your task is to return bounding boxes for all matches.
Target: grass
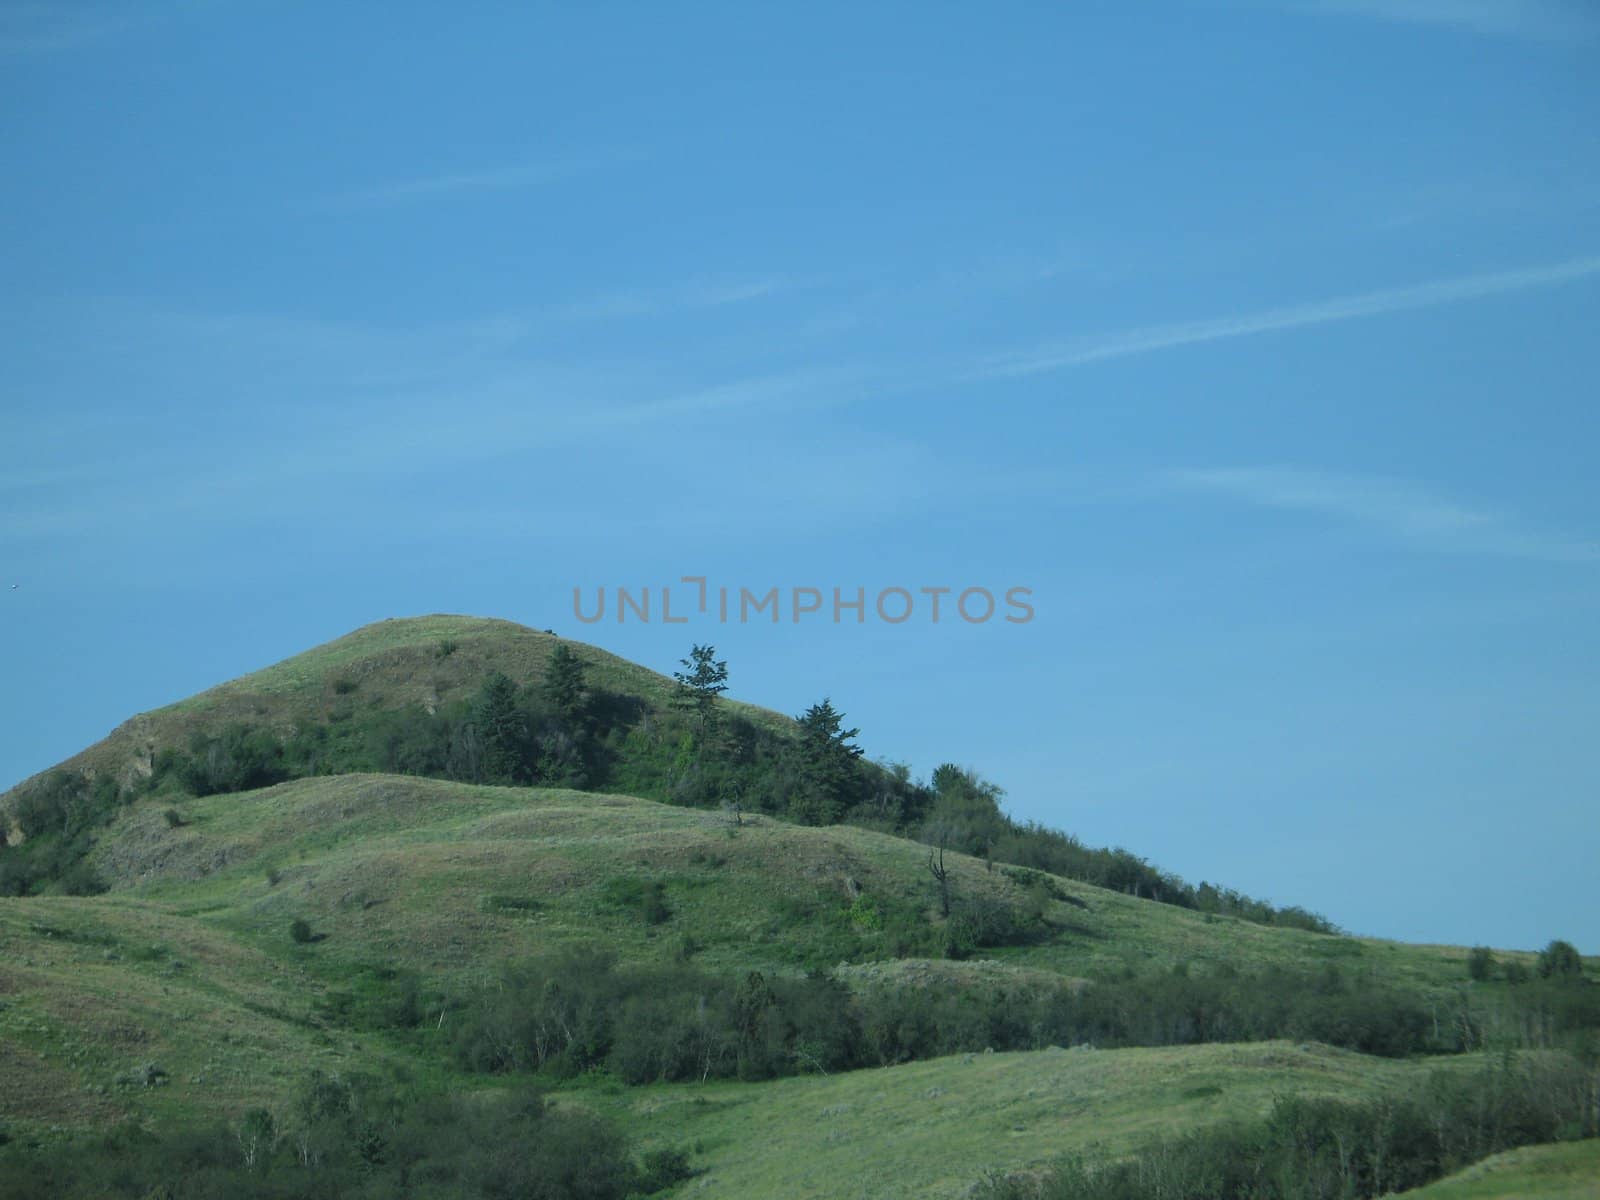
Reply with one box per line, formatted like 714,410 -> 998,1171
0,769 -> 1567,1139
1,619 -> 1592,1195
571,1042 -> 1477,1200
0,769 -> 1591,1199
0,896 -> 395,1131
1,614 -> 794,805
1395,1140 -> 1600,1199
84,773 -> 1510,992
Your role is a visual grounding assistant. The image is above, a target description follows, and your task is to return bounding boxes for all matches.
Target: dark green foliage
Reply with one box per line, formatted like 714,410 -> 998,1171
983,1054 -> 1600,1200
0,1073 -> 660,1200
473,671 -> 527,785
944,888 -> 1049,959
313,969 -> 427,1032
360,703 -> 459,776
162,807 -> 184,829
1538,938 -> 1584,979
542,644 -> 588,725
177,723 -> 291,796
636,1146 -> 696,1192
453,950 -> 859,1083
289,918 -> 313,944
0,771 -> 108,897
450,946 -> 1586,1089
788,699 -> 866,825
1468,945 -> 1496,981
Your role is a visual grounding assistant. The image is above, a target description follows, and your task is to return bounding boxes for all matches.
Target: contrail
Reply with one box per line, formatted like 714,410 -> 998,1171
981,253 -> 1600,378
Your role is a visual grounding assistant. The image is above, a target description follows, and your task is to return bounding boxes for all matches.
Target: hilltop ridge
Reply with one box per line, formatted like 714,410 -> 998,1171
2,614 -> 787,807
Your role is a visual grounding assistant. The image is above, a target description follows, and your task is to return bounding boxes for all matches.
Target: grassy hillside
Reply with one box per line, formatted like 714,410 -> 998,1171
1395,1140 -> 1600,1199
2,621 -> 1596,1199
0,895 -> 391,1131
87,774 -> 1491,988
1,615 -> 789,810
573,1042 -> 1466,1200
1,772 -> 1585,1142
579,1043 -> 1497,1200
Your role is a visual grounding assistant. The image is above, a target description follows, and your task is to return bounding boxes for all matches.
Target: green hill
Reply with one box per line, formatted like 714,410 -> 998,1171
574,1042 -> 1479,1200
0,615 -> 788,817
1,619 -> 1597,1199
0,771 -> 1586,1131
1395,1140 -> 1600,1199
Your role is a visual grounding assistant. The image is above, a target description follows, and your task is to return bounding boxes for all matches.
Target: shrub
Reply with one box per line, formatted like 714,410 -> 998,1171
636,1146 -> 695,1192
162,808 -> 185,829
602,877 -> 672,926
1467,945 -> 1496,981
174,724 -> 290,796
289,919 -> 314,944
1539,939 -> 1584,979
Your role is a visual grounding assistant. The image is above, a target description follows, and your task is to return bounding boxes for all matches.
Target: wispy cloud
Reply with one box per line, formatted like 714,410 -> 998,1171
1165,467 -> 1598,563
328,151 -> 642,208
978,253 -> 1600,378
552,276 -> 794,321
0,293 -> 891,541
1294,0 -> 1600,41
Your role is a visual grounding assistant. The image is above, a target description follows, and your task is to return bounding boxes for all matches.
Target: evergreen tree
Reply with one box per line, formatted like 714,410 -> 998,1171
789,698 -> 864,824
542,645 -> 588,726
474,670 -> 526,784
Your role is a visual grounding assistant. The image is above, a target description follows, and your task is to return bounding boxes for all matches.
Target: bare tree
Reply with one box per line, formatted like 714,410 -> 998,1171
928,832 -> 951,918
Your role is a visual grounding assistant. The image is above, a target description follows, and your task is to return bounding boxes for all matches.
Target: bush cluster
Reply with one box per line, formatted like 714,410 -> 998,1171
447,951 -> 1600,1086
0,1072 -> 690,1200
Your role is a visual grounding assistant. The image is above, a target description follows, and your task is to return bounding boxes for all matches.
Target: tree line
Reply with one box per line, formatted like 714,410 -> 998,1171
0,1069 -> 692,1200
438,947 -> 1599,1085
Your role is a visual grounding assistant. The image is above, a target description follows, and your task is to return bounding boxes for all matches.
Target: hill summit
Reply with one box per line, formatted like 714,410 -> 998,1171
1,615 -> 1333,940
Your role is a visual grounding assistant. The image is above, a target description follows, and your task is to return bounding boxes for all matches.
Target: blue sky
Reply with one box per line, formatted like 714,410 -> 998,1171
3,1 -> 1597,951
